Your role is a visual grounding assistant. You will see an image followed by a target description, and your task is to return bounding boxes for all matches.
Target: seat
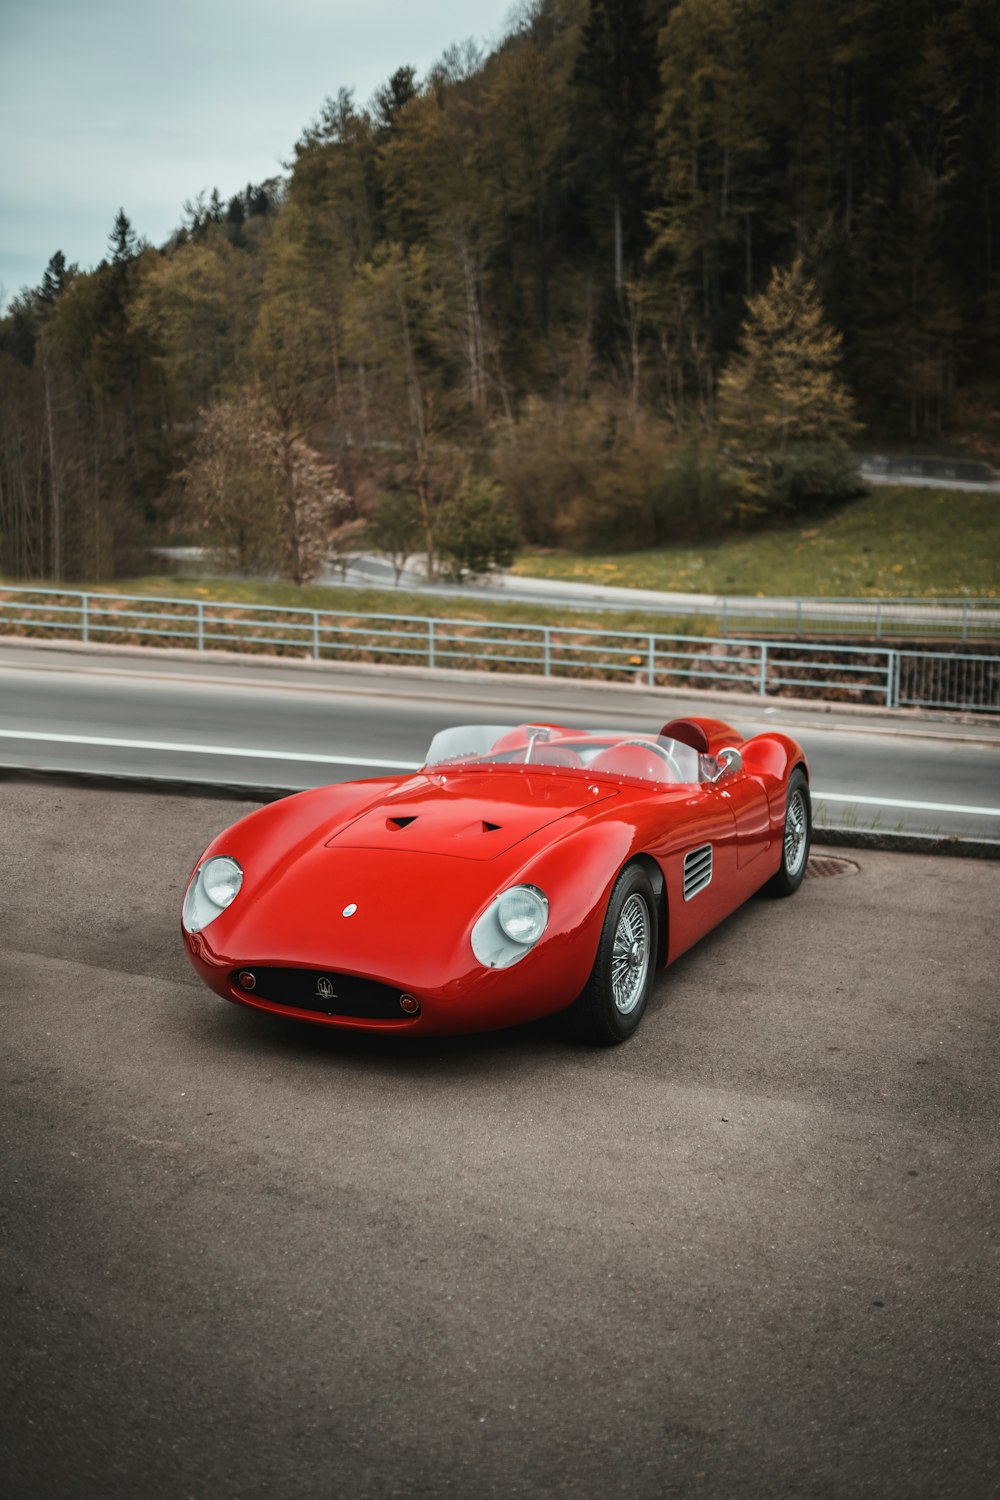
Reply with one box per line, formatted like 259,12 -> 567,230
659,718 -> 710,754
589,743 -> 675,782
531,746 -> 584,768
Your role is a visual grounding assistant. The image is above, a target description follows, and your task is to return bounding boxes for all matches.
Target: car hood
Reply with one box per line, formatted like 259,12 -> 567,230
212,843 -> 533,986
325,770 -> 619,860
206,772 -> 621,982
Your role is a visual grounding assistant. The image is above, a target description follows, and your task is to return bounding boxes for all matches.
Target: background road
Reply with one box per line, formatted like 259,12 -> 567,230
2,782 -> 997,1498
1,641 -> 999,840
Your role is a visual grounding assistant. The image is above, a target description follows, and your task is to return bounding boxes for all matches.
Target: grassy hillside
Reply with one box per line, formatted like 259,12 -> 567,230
513,487 -> 1000,598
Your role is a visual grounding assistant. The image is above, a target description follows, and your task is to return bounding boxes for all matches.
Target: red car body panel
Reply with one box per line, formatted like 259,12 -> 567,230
182,720 -> 807,1036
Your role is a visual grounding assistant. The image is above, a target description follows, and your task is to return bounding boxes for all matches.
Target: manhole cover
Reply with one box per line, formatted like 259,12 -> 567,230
806,854 -> 860,879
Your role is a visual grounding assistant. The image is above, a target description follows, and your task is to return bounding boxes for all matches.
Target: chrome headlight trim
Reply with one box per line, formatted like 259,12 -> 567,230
472,884 -> 549,970
497,886 -> 549,945
182,855 -> 243,934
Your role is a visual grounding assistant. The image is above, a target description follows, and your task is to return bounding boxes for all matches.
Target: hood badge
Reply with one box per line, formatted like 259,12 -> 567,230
342,903 -> 358,917
316,976 -> 337,1000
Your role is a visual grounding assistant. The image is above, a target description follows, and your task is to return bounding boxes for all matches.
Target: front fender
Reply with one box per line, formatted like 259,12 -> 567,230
506,816 -> 663,1002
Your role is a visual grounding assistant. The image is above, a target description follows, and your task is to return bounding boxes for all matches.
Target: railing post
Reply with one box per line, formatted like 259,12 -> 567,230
647,634 -> 655,688
543,626 -> 551,677
886,649 -> 896,708
313,610 -> 320,658
876,601 -> 881,640
197,600 -> 204,651
758,641 -> 768,696
428,618 -> 436,670
795,600 -> 802,635
81,593 -> 89,644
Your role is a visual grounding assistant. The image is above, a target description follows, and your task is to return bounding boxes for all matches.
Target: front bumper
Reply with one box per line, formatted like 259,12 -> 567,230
183,928 -> 595,1036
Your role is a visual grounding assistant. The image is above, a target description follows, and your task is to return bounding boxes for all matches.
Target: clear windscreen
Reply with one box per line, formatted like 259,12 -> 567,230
422,724 -> 710,787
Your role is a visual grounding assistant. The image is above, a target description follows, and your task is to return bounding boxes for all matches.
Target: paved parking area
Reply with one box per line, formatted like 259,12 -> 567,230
1,783 -> 998,1499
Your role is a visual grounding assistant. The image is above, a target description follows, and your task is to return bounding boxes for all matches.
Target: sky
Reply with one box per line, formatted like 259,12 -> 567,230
0,0 -> 519,307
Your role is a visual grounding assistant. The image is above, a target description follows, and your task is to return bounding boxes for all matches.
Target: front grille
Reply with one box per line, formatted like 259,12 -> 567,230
231,967 -> 411,1020
683,844 -> 713,900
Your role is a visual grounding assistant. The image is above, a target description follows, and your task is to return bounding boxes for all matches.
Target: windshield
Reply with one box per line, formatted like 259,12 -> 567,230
422,724 -> 711,787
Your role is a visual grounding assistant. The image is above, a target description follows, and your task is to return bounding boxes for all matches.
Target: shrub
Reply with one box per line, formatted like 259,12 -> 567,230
436,477 -> 519,581
649,443 -> 735,541
769,445 -> 867,513
493,395 -> 693,551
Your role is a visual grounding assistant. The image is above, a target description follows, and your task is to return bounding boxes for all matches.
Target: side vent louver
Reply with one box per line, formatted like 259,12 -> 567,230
683,844 -> 713,901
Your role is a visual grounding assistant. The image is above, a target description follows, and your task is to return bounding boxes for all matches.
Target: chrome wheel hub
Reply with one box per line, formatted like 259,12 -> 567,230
784,788 -> 808,876
612,894 -> 651,1014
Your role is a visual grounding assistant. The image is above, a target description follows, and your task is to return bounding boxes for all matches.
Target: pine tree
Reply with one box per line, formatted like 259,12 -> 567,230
109,208 -> 137,267
718,258 -> 859,454
39,251 -> 70,306
374,66 -> 417,133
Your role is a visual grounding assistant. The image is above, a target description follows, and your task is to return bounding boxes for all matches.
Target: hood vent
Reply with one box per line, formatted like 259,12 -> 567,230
683,844 -> 713,901
328,774 -> 620,860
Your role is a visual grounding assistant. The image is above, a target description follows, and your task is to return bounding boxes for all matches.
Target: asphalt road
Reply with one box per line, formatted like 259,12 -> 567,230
1,641 -> 999,839
2,782 -> 997,1498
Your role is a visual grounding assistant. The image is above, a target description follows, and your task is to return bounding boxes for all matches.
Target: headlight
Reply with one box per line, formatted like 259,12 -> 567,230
472,884 -> 549,969
182,855 -> 243,934
497,886 -> 548,945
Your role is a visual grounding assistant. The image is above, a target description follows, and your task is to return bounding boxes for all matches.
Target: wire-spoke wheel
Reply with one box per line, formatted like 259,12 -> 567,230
569,865 -> 657,1045
611,894 -> 651,1015
767,768 -> 811,897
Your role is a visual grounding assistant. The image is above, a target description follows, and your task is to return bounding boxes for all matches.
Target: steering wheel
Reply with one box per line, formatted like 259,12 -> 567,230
604,739 -> 685,782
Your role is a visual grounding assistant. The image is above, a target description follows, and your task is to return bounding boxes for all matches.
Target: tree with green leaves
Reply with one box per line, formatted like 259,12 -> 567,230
130,237 -> 258,419
648,0 -> 761,330
39,251 -> 73,307
571,0 -> 658,312
345,241 -> 445,569
718,257 -> 861,515
364,490 -> 424,583
435,476 -> 518,581
109,208 -> 137,269
719,258 -> 859,452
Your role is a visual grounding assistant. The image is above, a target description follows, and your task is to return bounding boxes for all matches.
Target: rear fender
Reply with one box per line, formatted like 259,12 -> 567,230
740,734 -> 808,835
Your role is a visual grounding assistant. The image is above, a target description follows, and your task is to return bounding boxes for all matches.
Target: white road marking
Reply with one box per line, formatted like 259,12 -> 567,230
0,729 -> 422,772
812,790 -> 1000,818
1,727 -> 998,817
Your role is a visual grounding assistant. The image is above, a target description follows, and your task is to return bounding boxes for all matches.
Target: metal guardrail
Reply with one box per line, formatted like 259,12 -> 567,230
712,596 -> 998,641
1,586 -> 997,714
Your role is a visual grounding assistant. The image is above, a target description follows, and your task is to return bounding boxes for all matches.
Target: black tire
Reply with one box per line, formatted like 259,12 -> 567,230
766,767 -> 811,897
569,864 -> 657,1045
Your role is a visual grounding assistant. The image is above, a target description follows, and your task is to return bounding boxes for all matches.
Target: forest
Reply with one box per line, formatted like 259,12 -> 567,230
0,0 -> 997,584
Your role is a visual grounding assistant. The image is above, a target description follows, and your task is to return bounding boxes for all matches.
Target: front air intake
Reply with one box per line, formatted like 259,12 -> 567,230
683,844 -> 713,901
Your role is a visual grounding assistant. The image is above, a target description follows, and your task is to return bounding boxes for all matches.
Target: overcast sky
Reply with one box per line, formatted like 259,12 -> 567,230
0,0 -> 518,307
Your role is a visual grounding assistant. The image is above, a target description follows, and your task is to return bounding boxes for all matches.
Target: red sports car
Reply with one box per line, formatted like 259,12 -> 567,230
182,716 -> 810,1045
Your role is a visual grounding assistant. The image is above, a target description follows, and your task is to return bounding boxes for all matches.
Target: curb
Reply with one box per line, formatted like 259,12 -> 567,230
0,764 -> 296,805
812,825 -> 1000,861
4,763 -> 998,859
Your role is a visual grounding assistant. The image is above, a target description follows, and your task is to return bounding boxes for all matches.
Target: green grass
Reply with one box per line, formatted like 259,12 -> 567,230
0,573 -> 697,640
512,487 -> 1000,599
